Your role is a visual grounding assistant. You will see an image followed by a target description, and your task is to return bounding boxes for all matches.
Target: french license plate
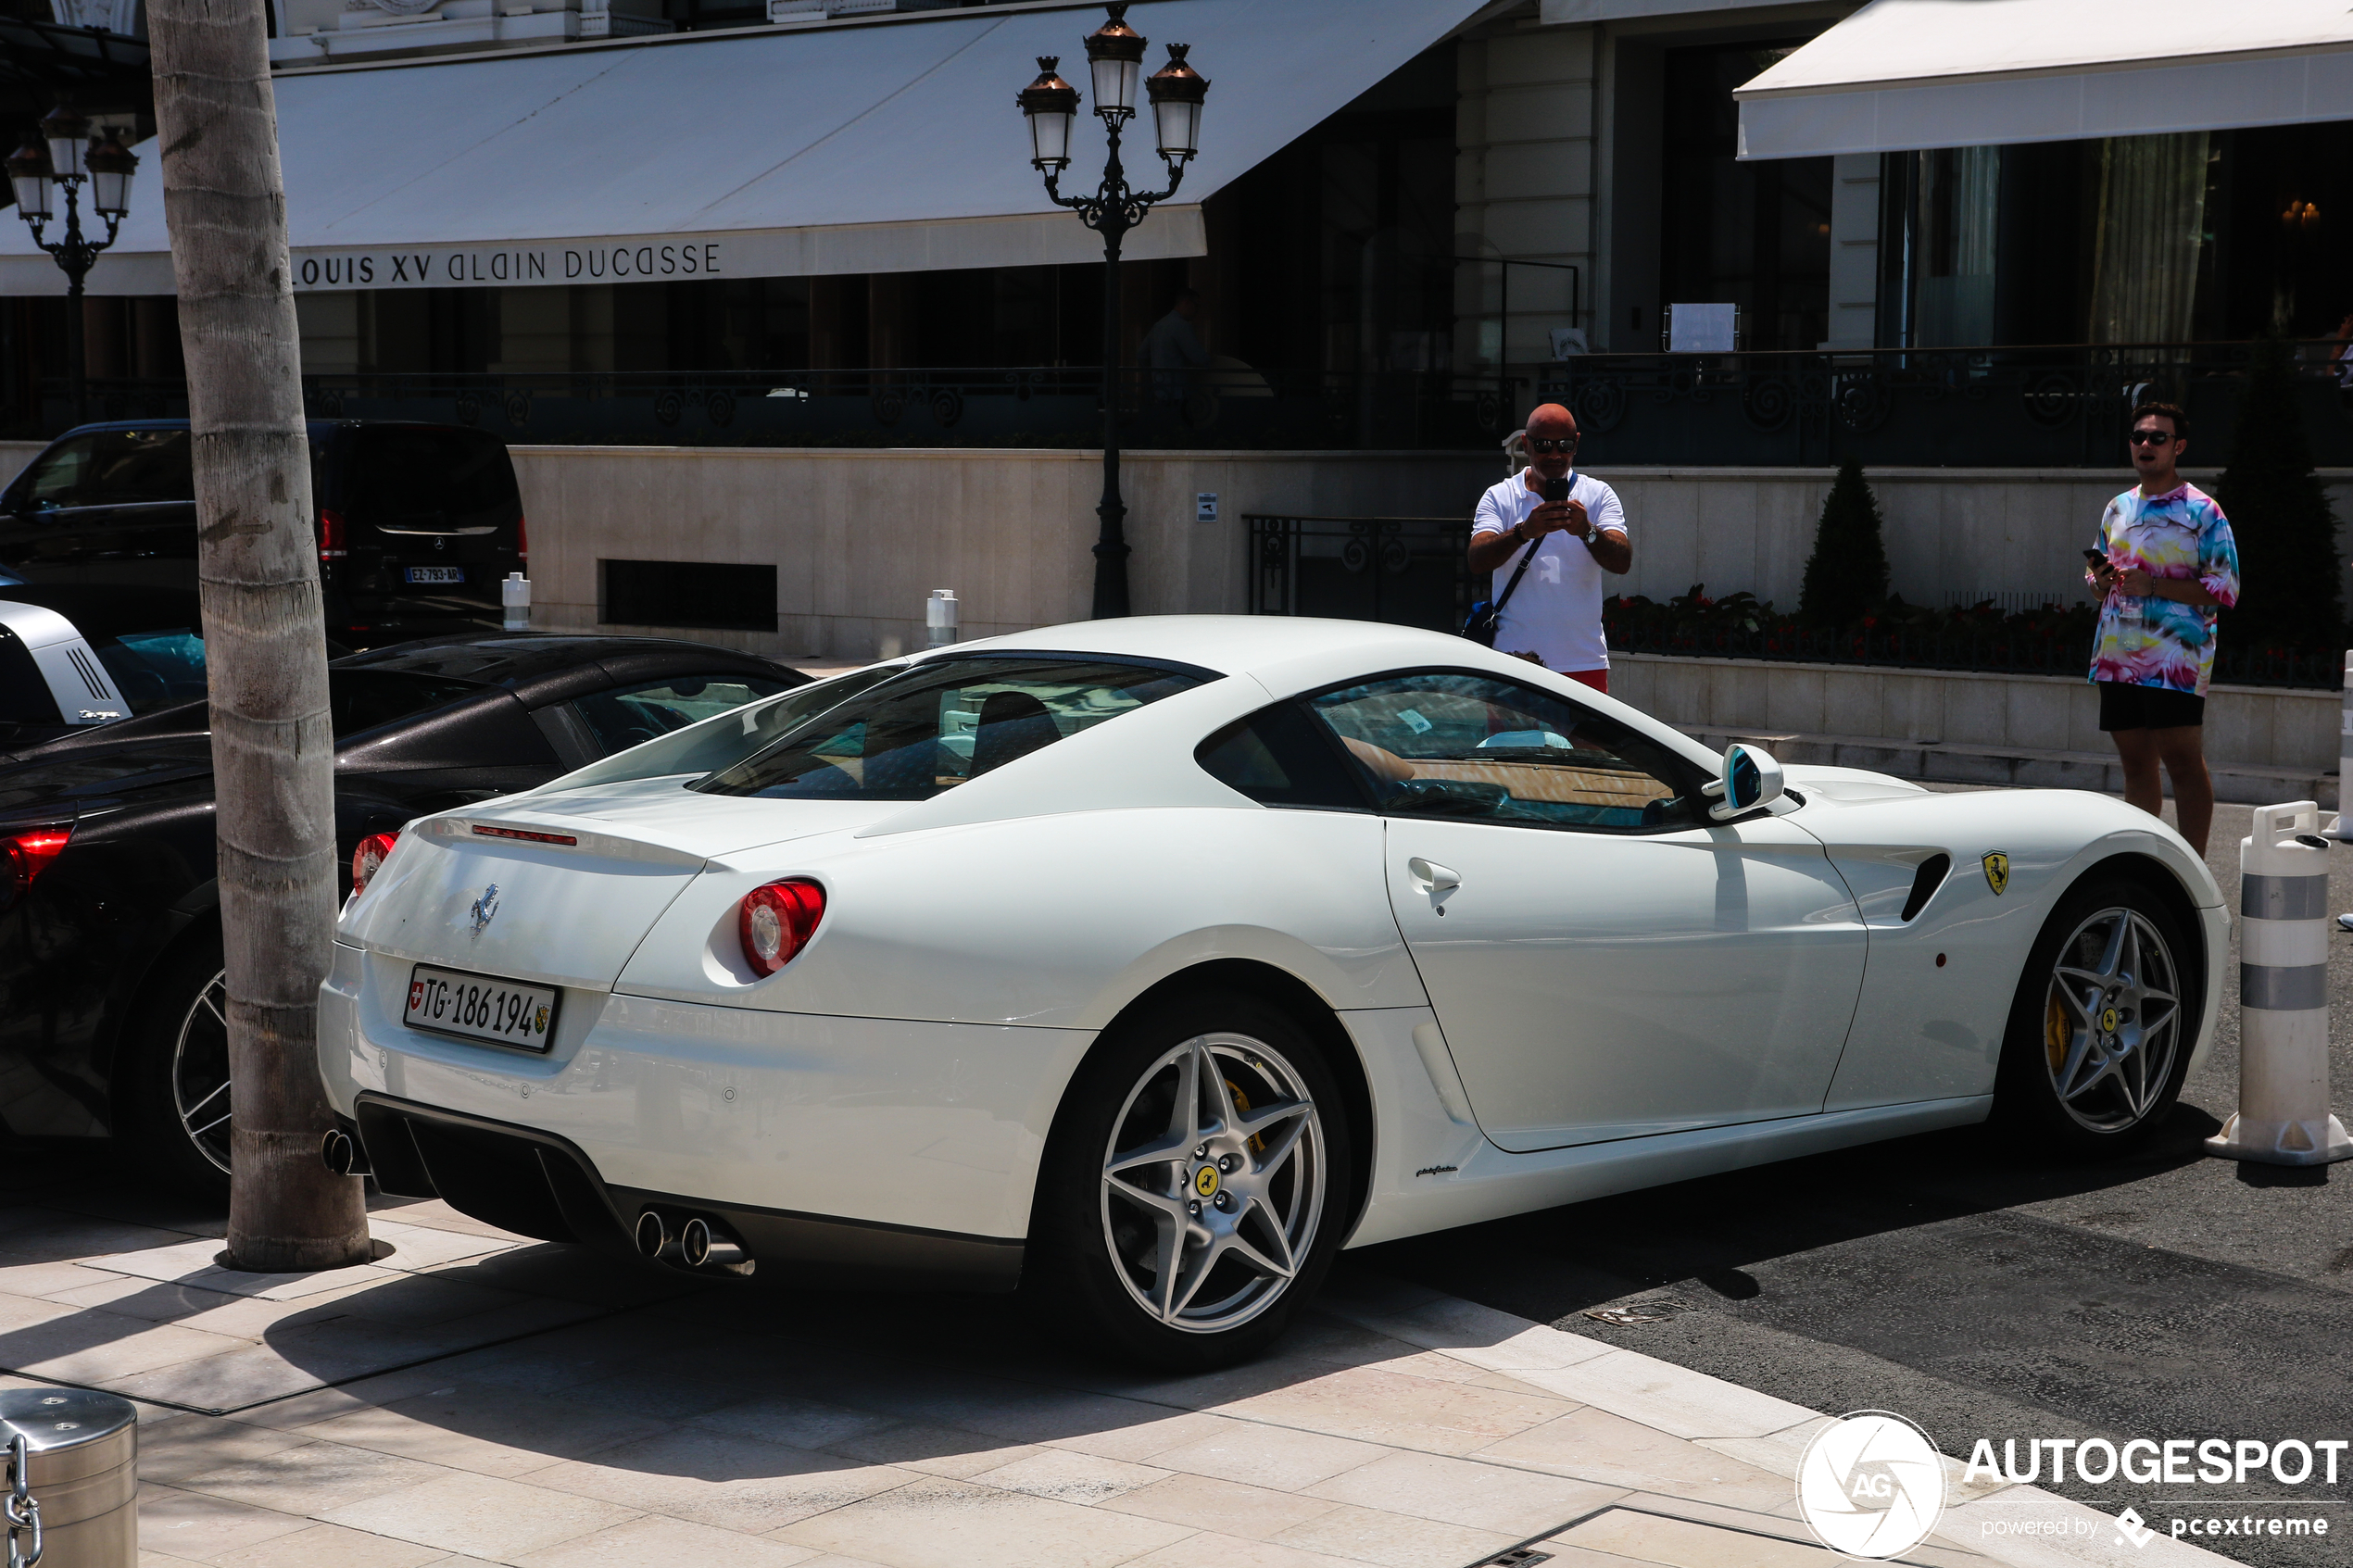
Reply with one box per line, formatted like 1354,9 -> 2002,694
404,566 -> 465,584
404,964 -> 558,1051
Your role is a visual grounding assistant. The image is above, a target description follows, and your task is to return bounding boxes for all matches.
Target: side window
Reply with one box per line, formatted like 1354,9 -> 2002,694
573,675 -> 788,755
1302,671 -> 1703,833
1195,702 -> 1367,809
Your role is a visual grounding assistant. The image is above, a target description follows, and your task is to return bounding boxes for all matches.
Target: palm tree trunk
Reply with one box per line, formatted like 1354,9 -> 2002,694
147,0 -> 371,1270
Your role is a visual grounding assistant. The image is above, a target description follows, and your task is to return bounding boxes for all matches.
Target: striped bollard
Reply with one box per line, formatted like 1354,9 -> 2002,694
2207,800 -> 2353,1165
2339,651 -> 2353,838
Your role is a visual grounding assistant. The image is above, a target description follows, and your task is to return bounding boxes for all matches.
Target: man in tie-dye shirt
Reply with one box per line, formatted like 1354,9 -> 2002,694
2082,401 -> 2239,854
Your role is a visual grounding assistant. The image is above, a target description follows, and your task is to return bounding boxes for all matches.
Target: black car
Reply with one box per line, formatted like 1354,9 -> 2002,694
0,633 -> 806,1193
0,420 -> 526,645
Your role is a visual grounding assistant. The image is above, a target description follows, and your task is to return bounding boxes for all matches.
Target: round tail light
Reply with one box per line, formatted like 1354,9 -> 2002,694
738,878 -> 825,976
351,832 -> 399,897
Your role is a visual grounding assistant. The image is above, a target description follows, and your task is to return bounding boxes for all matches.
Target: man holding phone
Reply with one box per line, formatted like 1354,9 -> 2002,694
2082,400 -> 2239,854
1467,403 -> 1631,692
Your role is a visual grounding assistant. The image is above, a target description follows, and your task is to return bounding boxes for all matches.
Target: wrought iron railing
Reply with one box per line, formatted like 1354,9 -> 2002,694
27,366 -> 1526,451
29,341 -> 2350,463
1246,514 -> 1474,634
1531,338 -> 2353,469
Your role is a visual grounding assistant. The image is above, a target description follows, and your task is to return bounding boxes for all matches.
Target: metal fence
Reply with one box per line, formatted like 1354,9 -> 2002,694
1246,514 -> 1474,633
1531,339 -> 2353,469
1604,620 -> 2337,689
30,366 -> 1526,451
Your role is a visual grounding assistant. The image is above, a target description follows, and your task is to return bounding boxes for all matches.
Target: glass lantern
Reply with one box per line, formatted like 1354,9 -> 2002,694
1145,44 -> 1207,164
84,135 -> 136,218
6,137 -> 53,221
1016,57 -> 1080,171
1082,4 -> 1146,121
40,101 -> 89,186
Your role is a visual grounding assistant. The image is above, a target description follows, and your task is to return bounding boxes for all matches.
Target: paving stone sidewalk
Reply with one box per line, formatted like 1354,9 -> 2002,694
0,1188 -> 2231,1568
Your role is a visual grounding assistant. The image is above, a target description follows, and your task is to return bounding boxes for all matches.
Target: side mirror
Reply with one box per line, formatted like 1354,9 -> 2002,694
1705,742 -> 1785,822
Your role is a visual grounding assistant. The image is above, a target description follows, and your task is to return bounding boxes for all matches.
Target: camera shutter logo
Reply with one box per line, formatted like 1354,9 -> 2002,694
1795,1411 -> 1946,1558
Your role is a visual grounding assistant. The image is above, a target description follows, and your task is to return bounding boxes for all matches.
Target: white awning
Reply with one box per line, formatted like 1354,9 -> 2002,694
1735,0 -> 2353,160
3,0 -> 1480,295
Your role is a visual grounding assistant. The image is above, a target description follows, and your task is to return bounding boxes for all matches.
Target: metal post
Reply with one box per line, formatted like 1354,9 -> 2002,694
1094,145 -> 1129,620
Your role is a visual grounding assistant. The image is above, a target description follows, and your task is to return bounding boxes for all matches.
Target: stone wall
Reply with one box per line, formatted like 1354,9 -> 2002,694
1610,651 -> 2341,803
510,445 -> 1497,659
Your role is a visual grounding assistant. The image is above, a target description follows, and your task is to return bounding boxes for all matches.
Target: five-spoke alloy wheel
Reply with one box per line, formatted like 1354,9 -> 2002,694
2039,906 -> 2182,1134
1999,879 -> 2196,1153
1034,991 -> 1353,1369
1100,1033 -> 1327,1336
120,933 -> 234,1198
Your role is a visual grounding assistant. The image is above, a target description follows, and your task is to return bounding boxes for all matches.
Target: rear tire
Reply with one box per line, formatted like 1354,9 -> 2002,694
1994,877 -> 2196,1157
118,932 -> 233,1201
1028,991 -> 1353,1372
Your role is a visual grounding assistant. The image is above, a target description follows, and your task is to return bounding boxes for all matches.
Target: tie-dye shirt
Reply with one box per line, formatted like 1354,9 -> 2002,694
2087,482 -> 2240,696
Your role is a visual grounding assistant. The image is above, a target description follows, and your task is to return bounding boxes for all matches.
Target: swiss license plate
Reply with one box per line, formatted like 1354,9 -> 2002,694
404,566 -> 465,584
404,964 -> 558,1051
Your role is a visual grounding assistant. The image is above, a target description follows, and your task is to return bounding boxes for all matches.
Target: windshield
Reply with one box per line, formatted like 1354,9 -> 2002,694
551,664 -> 902,789
346,427 -> 518,524
697,657 -> 1202,801
19,429 -> 193,509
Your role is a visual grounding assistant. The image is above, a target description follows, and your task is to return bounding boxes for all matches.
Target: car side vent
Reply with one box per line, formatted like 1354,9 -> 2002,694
1901,854 -> 1952,922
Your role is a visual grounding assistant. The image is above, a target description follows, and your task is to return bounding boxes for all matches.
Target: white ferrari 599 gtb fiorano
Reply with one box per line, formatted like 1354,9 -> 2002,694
321,616 -> 2226,1366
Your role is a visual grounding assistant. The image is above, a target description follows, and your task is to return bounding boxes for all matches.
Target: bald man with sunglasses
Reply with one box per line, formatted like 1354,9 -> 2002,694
1467,404 -> 1631,692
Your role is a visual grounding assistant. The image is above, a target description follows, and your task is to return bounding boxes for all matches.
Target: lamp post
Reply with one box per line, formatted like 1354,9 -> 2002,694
8,99 -> 137,428
1019,5 -> 1207,620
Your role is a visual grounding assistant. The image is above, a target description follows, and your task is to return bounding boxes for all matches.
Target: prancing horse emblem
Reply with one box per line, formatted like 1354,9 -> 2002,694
469,883 -> 500,938
1982,852 -> 2009,896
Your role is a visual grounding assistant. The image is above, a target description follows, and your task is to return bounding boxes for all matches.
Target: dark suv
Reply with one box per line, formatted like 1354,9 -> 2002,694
0,420 -> 526,646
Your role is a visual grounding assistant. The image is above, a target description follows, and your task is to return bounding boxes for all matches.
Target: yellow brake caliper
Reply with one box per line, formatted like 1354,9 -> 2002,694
2045,991 -> 2070,1075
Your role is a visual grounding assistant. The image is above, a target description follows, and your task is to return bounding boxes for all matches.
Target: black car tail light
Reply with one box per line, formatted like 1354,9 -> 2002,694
2,825 -> 71,910
320,508 -> 348,562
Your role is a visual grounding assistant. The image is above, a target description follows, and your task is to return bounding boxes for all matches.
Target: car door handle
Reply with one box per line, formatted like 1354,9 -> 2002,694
1407,857 -> 1460,892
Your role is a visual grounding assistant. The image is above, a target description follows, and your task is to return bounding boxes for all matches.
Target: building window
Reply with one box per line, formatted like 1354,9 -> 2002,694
1659,41 -> 1832,352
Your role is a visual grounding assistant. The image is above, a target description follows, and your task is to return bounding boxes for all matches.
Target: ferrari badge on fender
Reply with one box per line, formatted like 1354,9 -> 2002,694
1982,852 -> 2009,896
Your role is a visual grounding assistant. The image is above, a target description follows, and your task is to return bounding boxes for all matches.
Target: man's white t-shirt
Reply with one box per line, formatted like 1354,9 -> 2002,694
1470,470 -> 1627,673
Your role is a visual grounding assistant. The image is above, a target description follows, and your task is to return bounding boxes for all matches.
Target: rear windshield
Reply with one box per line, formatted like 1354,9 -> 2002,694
17,429 -> 193,509
329,669 -> 484,737
697,657 -> 1202,801
556,664 -> 897,787
346,428 -> 519,525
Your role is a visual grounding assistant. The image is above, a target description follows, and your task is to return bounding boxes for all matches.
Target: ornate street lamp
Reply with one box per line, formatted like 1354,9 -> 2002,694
1020,5 -> 1207,620
9,98 -> 136,428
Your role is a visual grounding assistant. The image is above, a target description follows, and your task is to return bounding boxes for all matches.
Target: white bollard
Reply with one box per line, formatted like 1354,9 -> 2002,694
2338,650 -> 2353,839
502,571 -> 531,632
2207,800 -> 2353,1166
925,588 -> 959,649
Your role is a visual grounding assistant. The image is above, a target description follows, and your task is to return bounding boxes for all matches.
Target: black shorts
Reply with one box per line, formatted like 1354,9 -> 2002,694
2097,680 -> 2205,732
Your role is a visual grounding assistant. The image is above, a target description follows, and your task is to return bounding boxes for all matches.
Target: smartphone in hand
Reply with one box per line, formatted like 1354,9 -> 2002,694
1543,476 -> 1570,505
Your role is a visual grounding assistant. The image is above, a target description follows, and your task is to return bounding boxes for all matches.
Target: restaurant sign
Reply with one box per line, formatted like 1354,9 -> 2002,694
293,240 -> 725,291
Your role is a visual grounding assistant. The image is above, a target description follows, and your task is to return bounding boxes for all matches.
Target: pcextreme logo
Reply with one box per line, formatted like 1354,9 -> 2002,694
1796,1411 -> 1947,1559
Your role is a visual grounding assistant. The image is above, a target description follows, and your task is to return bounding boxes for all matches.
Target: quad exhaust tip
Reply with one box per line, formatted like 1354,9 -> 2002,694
321,1128 -> 369,1177
636,1209 -> 754,1278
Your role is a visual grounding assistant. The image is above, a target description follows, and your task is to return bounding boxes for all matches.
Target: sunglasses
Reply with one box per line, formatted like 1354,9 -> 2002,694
1529,436 -> 1579,454
2128,428 -> 2177,446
